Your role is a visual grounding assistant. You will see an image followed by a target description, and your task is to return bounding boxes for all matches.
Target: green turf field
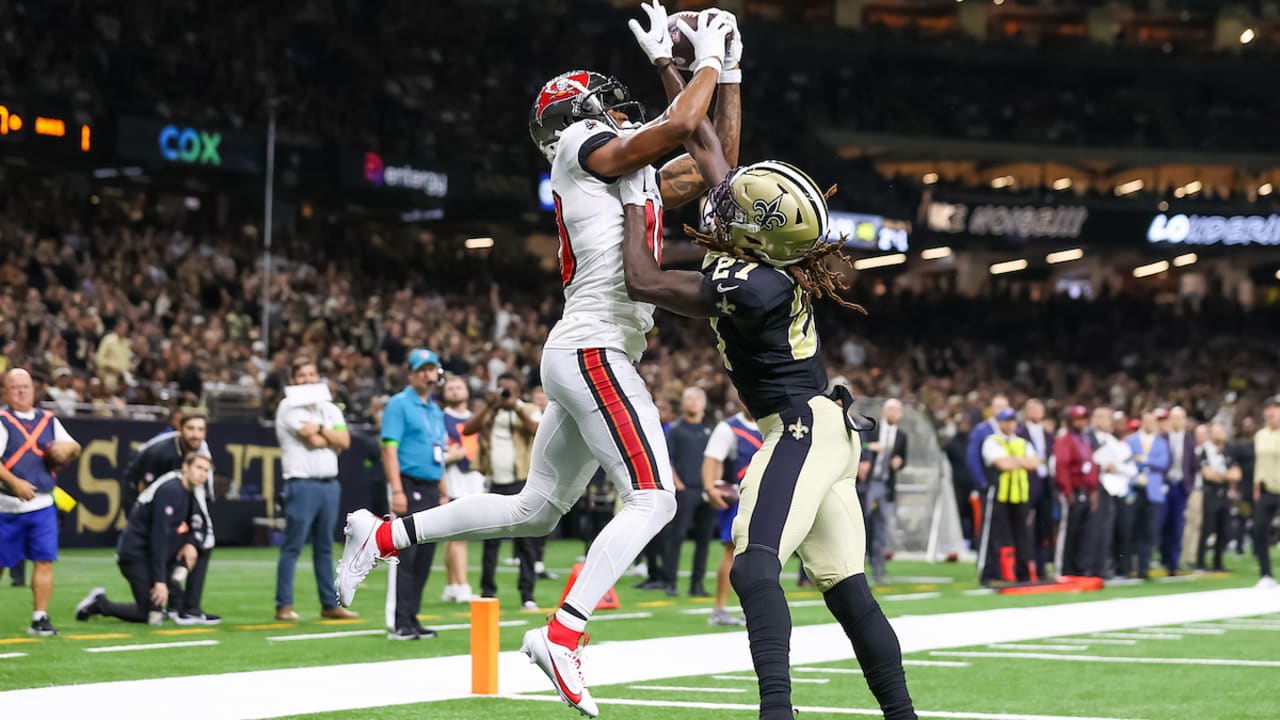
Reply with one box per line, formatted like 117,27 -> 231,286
2,541 -> 1277,720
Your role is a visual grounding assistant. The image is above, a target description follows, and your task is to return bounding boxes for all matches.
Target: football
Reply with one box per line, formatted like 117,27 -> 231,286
714,481 -> 740,507
668,10 -> 734,72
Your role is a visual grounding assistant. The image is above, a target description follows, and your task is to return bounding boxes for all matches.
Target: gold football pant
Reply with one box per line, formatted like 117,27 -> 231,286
732,395 -> 865,590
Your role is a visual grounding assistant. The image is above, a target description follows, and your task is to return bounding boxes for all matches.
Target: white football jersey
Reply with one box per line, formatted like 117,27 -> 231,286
544,119 -> 662,362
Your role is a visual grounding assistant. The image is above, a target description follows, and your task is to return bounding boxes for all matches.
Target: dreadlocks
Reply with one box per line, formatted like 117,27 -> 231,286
683,183 -> 868,315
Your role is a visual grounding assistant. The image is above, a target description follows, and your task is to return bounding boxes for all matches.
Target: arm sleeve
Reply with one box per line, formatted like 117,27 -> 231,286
381,400 -> 404,445
559,121 -> 619,186
148,486 -> 171,584
704,423 -> 735,461
124,444 -> 149,489
52,418 -> 74,443
325,403 -> 348,430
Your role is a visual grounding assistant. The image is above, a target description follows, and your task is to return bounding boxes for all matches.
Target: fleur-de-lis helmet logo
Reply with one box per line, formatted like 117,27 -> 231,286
751,192 -> 788,232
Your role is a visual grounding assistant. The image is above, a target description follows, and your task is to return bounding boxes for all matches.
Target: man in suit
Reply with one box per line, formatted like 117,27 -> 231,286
1017,399 -> 1054,579
1159,407 -> 1197,575
1126,411 -> 1171,579
860,399 -> 908,583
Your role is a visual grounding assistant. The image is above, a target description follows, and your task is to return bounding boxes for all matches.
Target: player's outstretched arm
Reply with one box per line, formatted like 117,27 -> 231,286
622,202 -> 716,318
586,9 -> 731,180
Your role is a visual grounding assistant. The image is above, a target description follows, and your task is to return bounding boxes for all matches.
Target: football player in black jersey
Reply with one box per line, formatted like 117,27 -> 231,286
621,91 -> 916,718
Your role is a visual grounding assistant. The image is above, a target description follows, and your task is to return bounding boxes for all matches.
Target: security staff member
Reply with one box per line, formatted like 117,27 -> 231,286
1253,399 -> 1280,587
1197,423 -> 1240,572
0,368 -> 80,636
979,408 -> 1041,583
75,452 -> 211,625
123,411 -> 217,624
382,348 -> 448,639
274,356 -> 356,621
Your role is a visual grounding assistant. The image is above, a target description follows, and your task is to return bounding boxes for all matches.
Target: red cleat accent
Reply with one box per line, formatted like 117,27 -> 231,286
375,519 -> 399,557
547,617 -> 583,651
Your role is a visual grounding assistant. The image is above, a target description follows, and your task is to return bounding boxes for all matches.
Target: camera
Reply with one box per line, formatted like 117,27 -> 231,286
500,388 -> 513,400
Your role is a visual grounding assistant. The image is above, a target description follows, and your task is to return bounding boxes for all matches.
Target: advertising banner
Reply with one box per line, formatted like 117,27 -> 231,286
115,116 -> 264,174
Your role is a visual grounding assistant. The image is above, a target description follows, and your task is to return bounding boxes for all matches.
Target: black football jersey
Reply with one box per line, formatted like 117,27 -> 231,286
699,252 -> 829,418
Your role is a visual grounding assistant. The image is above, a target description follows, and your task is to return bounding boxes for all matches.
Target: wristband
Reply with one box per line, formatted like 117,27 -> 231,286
691,56 -> 723,76
718,68 -> 741,84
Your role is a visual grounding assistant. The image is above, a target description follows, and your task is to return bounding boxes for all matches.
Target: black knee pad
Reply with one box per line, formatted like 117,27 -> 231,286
823,573 -> 877,626
730,546 -> 781,596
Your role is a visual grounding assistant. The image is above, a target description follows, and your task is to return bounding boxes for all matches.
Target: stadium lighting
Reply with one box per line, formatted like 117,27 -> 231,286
990,175 -> 1013,189
1241,28 -> 1256,45
1046,248 -> 1084,264
1260,183 -> 1274,196
989,258 -> 1028,275
1182,180 -> 1202,196
1158,201 -> 1169,211
1115,179 -> 1145,196
921,247 -> 952,261
922,172 -> 939,185
993,0 -> 1005,5
1052,177 -> 1072,191
853,253 -> 907,270
465,237 -> 495,249
1133,260 -> 1170,278
1275,269 -> 1280,281
1173,252 -> 1198,267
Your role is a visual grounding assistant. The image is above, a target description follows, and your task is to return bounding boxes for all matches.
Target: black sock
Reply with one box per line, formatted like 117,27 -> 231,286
824,574 -> 916,719
731,547 -> 793,720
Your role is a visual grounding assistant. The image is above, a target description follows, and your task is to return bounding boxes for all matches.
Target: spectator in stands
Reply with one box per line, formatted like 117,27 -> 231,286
75,451 -> 210,627
1196,423 -> 1239,572
469,371 -> 541,610
980,407 -> 1040,583
860,398 -> 908,584
1127,411 -> 1171,580
122,411 -> 217,624
381,348 -> 448,637
1056,405 -> 1098,577
1017,399 -> 1055,578
1253,399 -> 1280,589
94,318 -> 132,394
1159,407 -> 1197,575
0,368 -> 80,636
660,387 -> 716,598
274,356 -> 356,622
440,375 -> 483,604
46,367 -> 78,415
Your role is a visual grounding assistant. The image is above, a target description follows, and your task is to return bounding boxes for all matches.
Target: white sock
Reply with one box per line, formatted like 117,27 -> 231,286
33,611 -> 47,621
562,490 -> 676,625
391,518 -> 411,549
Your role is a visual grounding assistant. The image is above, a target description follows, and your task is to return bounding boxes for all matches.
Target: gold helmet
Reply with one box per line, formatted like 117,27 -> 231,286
707,160 -> 831,267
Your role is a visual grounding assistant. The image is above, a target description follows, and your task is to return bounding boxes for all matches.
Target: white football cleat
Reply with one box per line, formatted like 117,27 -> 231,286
520,625 -> 598,718
335,509 -> 398,608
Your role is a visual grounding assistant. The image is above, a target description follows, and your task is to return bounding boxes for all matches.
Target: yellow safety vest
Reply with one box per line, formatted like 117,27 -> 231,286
994,435 -> 1030,504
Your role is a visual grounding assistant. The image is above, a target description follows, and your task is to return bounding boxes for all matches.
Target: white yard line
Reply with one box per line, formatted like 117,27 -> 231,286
1185,622 -> 1280,632
1090,632 -> 1184,640
2,587 -> 1277,719
711,674 -> 829,684
1140,626 -> 1224,635
628,685 -> 748,694
505,693 -> 1151,720
588,612 -> 653,622
904,660 -> 972,668
1054,638 -> 1135,646
796,666 -> 863,674
84,640 -> 219,654
881,592 -> 943,602
0,653 -> 27,659
931,651 -> 1280,668
267,620 -> 529,642
987,644 -> 1087,652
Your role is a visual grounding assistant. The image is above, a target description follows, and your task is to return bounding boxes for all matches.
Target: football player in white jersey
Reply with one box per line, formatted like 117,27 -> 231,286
335,3 -> 741,715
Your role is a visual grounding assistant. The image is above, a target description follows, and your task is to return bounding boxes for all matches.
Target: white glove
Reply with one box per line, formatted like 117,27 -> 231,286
676,10 -> 732,76
716,9 -> 743,83
627,0 -> 672,66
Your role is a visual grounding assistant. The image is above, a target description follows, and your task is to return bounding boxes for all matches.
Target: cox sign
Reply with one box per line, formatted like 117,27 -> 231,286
158,125 -> 221,166
1148,213 -> 1280,246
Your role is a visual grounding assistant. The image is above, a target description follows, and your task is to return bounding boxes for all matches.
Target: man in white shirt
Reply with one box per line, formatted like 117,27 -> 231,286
978,408 -> 1041,583
1090,407 -> 1137,578
273,357 -> 355,621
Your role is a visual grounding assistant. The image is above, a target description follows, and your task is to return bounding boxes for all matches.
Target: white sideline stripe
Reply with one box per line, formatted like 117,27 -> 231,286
794,660 -> 970,675
84,640 -> 219,654
796,666 -> 863,674
590,612 -> 653,622
1054,638 -> 1135,646
962,588 -> 995,596
4,587 -> 1278,719
1142,626 -> 1225,635
629,685 -> 748,694
988,644 -> 1087,652
712,674 -> 829,684
1091,632 -> 1183,640
931,651 -> 1280,668
505,693 -> 1149,720
883,576 -> 955,584
0,653 -> 27,660
267,620 -> 529,642
881,592 -> 943,602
